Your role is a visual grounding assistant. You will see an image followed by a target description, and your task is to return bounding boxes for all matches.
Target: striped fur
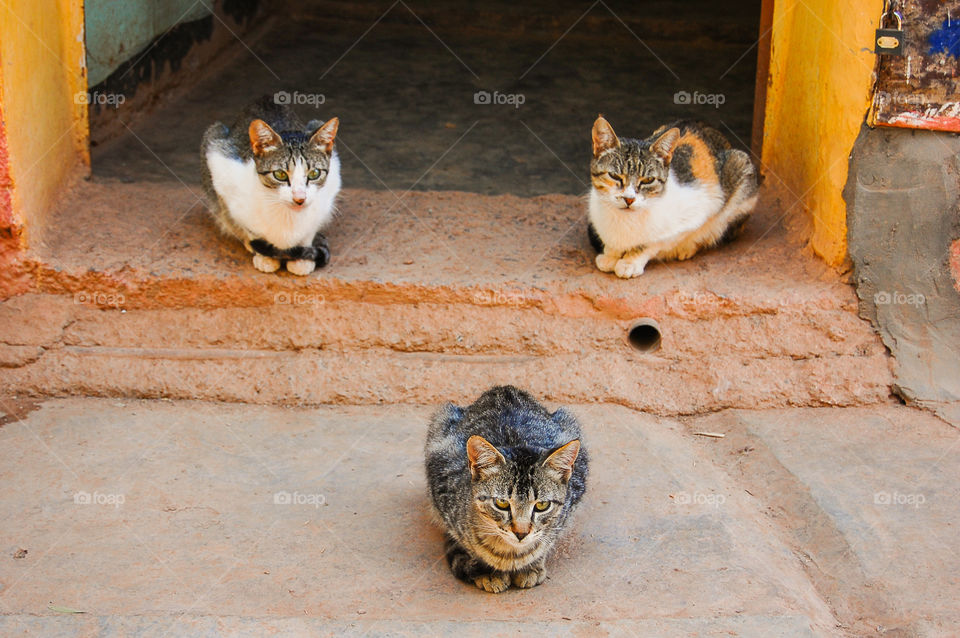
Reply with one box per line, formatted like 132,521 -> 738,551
425,386 -> 588,593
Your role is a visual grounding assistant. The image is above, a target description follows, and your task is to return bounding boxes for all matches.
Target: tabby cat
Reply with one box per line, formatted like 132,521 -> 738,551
201,96 -> 341,276
587,115 -> 757,278
425,386 -> 588,593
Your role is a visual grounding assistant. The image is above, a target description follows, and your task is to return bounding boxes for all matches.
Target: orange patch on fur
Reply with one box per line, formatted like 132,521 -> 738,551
676,133 -> 720,186
592,175 -> 619,192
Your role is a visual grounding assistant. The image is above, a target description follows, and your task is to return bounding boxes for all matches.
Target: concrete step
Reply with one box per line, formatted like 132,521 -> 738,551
0,399 -> 842,636
2,398 -> 957,636
1,183 -> 892,413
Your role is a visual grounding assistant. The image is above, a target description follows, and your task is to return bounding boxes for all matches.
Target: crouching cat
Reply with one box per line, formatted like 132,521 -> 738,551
425,386 -> 588,593
201,96 -> 341,275
587,116 -> 757,278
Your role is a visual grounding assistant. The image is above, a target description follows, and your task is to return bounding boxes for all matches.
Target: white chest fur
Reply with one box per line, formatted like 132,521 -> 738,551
588,173 -> 725,254
205,150 -> 341,249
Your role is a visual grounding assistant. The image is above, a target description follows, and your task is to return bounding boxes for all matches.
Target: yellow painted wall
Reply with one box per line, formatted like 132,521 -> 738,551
761,0 -> 881,266
0,0 -> 88,244
0,0 -> 881,265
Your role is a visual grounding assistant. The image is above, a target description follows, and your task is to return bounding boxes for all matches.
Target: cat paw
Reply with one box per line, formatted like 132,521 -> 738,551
614,258 -> 648,278
512,566 -> 547,589
474,572 -> 511,593
252,254 -> 281,273
286,259 -> 316,276
595,253 -> 618,272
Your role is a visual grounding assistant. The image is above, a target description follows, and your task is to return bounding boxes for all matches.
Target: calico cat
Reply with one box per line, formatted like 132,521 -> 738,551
587,116 -> 757,278
201,96 -> 341,275
425,386 -> 588,593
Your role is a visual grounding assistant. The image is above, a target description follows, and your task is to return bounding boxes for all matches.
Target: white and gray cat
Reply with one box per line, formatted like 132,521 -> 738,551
588,116 -> 757,278
201,95 -> 341,275
425,386 -> 588,593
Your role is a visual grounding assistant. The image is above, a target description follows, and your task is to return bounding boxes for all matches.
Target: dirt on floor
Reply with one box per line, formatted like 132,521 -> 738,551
90,0 -> 761,197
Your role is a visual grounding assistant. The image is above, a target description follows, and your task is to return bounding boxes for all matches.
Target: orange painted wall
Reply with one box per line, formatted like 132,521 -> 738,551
0,0 -> 89,246
760,0 -> 882,266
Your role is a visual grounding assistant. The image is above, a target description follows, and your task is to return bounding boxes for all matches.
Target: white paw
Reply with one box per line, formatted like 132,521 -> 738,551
286,259 -> 316,276
615,257 -> 647,278
252,254 -> 281,273
474,572 -> 511,593
596,252 -> 618,272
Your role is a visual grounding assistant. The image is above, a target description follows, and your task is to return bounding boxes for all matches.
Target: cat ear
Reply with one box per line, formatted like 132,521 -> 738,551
651,127 -> 680,163
542,439 -> 580,483
592,116 -> 620,158
309,117 -> 339,153
249,119 -> 282,156
466,435 -> 505,480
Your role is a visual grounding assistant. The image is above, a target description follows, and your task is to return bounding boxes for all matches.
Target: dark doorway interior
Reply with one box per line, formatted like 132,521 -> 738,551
91,0 -> 762,197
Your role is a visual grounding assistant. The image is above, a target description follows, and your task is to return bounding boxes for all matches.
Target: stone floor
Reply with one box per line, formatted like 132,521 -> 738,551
90,0 -> 761,196
0,397 -> 957,637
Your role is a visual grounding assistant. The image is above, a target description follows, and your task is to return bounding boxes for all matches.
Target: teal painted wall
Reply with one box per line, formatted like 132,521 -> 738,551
85,0 -> 211,86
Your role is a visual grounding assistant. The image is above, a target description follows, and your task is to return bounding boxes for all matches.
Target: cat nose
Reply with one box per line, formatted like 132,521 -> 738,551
511,522 -> 531,540
292,195 -> 306,205
623,197 -> 635,207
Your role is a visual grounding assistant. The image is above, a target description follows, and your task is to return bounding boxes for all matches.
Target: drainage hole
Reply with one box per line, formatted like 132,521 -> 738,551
628,319 -> 662,353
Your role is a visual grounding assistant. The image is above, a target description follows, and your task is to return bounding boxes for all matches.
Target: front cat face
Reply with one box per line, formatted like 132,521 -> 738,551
466,436 -> 580,556
590,116 -> 679,210
248,118 -> 339,209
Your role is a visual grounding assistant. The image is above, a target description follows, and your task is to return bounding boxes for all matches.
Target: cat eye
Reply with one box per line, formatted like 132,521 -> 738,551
272,169 -> 289,182
608,174 -> 624,187
639,177 -> 656,185
493,498 -> 510,510
307,168 -> 324,181
534,500 -> 551,512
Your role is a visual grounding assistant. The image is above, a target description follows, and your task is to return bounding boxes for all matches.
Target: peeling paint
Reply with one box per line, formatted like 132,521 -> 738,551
928,18 -> 960,57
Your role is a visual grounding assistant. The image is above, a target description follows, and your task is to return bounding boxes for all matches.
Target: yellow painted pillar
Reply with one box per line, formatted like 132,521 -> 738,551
760,0 -> 881,267
0,0 -> 89,246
